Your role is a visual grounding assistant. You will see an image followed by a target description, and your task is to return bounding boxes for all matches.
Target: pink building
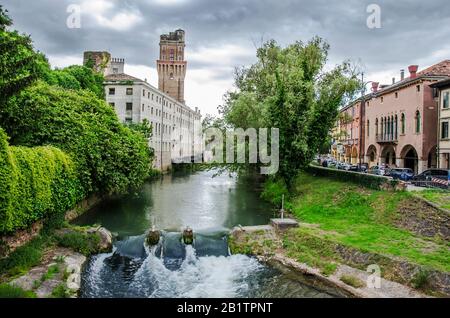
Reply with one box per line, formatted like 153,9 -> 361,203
364,61 -> 450,173
333,101 -> 361,164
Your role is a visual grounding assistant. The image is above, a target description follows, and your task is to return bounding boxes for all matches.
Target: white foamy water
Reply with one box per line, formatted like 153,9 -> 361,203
129,245 -> 263,298
83,248 -> 116,297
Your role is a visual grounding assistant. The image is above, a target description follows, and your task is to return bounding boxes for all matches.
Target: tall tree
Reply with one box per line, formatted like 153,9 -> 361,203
222,38 -> 360,185
0,6 -> 42,104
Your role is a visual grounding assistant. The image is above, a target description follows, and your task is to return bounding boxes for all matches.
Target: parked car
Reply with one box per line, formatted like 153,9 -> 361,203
412,169 -> 450,189
349,163 -> 368,173
337,162 -> 351,171
390,168 -> 415,181
322,159 -> 336,168
368,166 -> 385,176
329,161 -> 338,169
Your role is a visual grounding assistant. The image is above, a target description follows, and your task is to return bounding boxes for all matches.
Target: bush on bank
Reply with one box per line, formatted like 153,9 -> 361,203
306,165 -> 397,191
0,128 -> 82,234
1,81 -> 153,197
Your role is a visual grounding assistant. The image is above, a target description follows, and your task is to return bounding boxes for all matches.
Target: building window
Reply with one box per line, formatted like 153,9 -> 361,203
109,102 -> 115,107
415,110 -> 421,134
375,118 -> 378,136
416,85 -> 421,92
126,103 -> 133,111
142,104 -> 145,112
143,89 -> 146,97
381,97 -> 384,103
125,118 -> 132,123
444,92 -> 450,109
126,88 -> 133,95
394,115 -> 398,139
442,122 -> 449,139
395,92 -> 398,99
401,113 -> 405,134
113,68 -> 118,74
109,88 -> 115,95
367,120 -> 370,137
151,107 -> 154,115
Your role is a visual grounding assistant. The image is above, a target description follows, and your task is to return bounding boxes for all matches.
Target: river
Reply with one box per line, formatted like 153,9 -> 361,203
74,169 -> 338,298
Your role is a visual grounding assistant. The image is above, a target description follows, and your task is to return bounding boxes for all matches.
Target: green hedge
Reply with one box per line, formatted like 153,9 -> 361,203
1,81 -> 153,196
0,128 -> 82,234
306,165 -> 394,190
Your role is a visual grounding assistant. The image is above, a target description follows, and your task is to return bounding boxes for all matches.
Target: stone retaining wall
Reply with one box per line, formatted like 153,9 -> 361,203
0,194 -> 104,258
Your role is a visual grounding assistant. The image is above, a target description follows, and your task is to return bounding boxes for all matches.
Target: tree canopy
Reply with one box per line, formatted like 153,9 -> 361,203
220,38 -> 360,185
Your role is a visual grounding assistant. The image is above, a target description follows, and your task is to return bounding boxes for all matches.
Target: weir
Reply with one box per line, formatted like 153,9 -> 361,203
75,170 -> 335,298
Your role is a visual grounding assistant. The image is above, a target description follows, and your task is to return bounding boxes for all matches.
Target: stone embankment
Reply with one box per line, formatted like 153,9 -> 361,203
230,225 -> 446,298
5,227 -> 112,298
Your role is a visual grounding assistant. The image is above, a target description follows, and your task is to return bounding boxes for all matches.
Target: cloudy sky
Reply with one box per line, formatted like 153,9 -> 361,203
3,0 -> 450,116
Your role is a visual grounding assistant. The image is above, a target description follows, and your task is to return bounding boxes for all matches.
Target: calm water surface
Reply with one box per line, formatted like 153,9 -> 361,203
75,170 -> 338,298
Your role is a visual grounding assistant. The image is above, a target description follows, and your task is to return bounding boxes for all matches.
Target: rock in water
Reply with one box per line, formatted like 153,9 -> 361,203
146,229 -> 161,246
182,227 -> 194,245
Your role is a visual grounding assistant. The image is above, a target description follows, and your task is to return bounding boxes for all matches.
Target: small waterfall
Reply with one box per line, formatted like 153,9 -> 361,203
82,247 -> 116,298
129,242 -> 264,298
80,230 -> 335,298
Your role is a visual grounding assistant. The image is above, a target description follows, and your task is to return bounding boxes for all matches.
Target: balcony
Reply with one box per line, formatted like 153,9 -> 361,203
376,135 -> 398,144
340,138 -> 359,146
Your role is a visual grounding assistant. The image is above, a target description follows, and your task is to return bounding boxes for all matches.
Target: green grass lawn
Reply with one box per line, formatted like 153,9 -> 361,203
415,190 -> 450,210
271,173 -> 450,273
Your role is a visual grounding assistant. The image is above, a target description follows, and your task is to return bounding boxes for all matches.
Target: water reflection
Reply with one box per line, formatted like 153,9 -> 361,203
75,170 -> 274,236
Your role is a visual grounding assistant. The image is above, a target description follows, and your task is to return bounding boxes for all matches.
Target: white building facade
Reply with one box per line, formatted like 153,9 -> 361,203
104,72 -> 203,171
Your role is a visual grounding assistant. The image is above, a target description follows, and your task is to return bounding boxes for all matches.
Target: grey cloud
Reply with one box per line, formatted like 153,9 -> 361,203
3,0 -> 450,92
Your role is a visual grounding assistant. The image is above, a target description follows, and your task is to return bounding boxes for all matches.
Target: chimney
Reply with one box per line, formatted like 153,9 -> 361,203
400,69 -> 405,81
408,65 -> 419,79
371,82 -> 379,93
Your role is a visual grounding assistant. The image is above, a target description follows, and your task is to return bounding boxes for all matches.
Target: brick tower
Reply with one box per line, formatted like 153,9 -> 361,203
157,29 -> 186,104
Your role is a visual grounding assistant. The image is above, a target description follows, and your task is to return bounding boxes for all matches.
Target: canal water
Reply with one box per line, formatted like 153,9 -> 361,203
75,170 -> 337,298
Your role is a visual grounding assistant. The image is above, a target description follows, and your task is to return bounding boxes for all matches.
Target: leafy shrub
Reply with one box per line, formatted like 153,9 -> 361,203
1,82 -> 153,197
261,178 -> 288,206
0,236 -> 46,276
411,269 -> 430,290
0,283 -> 36,298
340,275 -> 365,288
56,231 -> 101,256
51,283 -> 71,298
0,128 -> 82,234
